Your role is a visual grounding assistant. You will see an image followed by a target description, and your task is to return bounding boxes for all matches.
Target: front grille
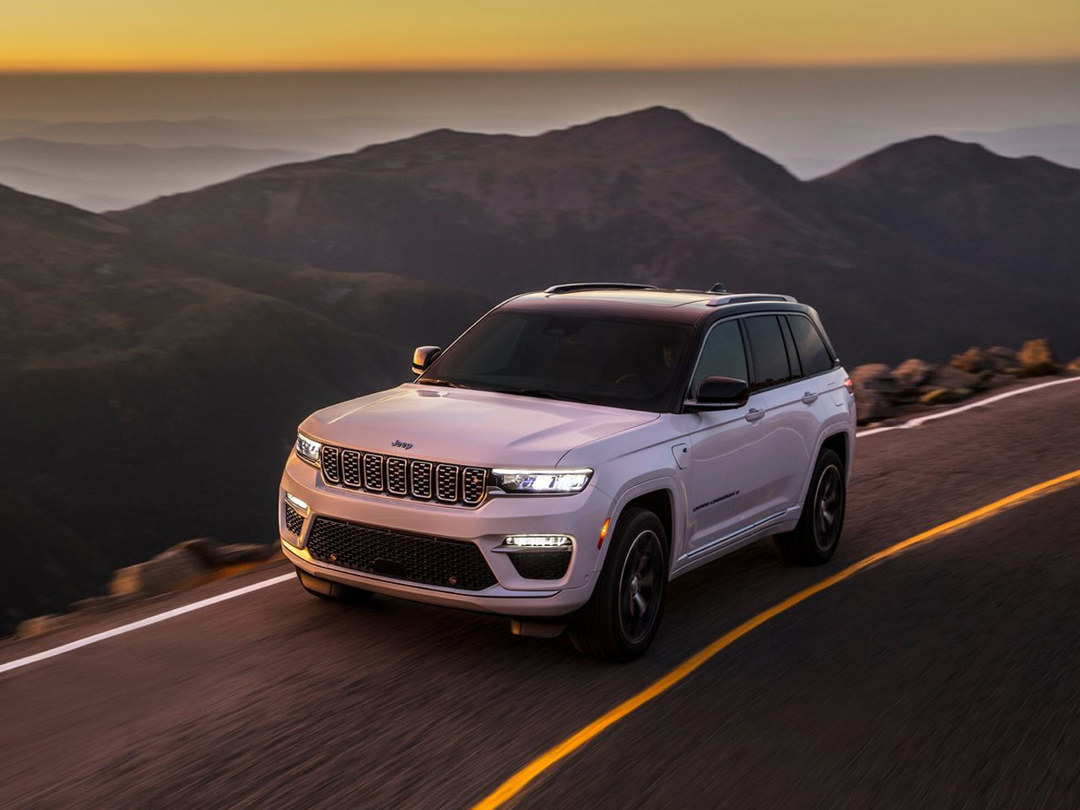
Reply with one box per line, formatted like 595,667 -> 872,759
307,516 -> 497,591
320,445 -> 487,507
508,551 -> 572,580
283,502 -> 305,536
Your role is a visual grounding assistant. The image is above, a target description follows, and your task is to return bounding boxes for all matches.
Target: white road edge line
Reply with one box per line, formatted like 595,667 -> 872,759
855,376 -> 1080,438
4,376 -> 1078,676
0,572 -> 295,676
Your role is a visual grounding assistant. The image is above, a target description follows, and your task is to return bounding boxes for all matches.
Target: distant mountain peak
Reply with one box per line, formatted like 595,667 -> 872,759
820,135 -> 1018,183
552,105 -> 714,142
817,132 -> 1080,191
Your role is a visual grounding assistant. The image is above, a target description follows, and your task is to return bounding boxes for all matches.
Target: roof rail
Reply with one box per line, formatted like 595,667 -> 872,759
706,293 -> 797,307
544,282 -> 660,294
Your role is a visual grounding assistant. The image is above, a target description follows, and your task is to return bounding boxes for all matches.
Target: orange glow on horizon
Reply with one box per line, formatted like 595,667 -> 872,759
0,1 -> 1077,72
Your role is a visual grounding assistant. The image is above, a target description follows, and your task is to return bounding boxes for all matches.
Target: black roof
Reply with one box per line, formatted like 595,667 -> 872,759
502,285 -> 809,326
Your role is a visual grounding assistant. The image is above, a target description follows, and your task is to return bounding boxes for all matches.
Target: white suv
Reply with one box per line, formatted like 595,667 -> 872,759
279,283 -> 855,660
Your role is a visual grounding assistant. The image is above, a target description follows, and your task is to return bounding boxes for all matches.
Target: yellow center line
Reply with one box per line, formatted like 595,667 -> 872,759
472,467 -> 1080,810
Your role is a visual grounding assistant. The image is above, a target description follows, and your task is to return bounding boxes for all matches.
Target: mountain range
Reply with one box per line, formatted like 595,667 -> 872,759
0,138 -> 318,211
2,105 -> 1078,633
115,107 -> 1080,365
0,183 -> 486,632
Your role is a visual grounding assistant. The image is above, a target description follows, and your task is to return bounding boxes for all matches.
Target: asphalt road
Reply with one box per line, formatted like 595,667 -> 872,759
2,380 -> 1079,809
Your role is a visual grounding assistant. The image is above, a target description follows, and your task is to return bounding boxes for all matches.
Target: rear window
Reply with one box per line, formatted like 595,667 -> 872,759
743,316 -> 792,391
786,315 -> 834,376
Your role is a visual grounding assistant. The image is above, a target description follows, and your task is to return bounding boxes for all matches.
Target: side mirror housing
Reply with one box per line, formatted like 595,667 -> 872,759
412,345 -> 442,376
687,376 -> 749,410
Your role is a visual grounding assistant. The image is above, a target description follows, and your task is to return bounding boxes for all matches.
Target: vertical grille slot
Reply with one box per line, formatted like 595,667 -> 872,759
436,464 -> 459,502
341,450 -> 361,487
411,460 -> 433,499
462,467 -> 487,505
386,457 -> 408,495
363,453 -> 385,491
321,445 -> 341,484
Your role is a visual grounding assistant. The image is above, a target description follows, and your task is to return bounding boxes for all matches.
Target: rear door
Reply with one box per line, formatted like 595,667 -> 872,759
738,314 -> 813,520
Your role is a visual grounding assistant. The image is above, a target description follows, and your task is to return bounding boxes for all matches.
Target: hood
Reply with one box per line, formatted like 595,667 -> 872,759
301,384 -> 658,467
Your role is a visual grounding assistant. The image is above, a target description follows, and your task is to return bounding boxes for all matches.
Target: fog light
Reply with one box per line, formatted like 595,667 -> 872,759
497,535 -> 574,551
284,491 -> 309,513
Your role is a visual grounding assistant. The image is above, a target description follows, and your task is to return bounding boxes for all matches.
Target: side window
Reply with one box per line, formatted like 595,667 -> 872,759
786,315 -> 834,377
691,320 -> 748,397
743,315 -> 792,391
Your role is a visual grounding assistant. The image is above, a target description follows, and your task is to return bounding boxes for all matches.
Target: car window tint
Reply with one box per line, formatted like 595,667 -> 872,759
743,315 -> 792,390
786,315 -> 834,376
691,320 -> 747,396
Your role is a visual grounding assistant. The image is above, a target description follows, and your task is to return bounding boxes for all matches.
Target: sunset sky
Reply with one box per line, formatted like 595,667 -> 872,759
2,0 -> 1078,71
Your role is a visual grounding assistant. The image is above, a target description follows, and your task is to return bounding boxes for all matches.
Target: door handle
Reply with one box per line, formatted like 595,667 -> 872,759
745,408 -> 765,423
801,391 -> 819,405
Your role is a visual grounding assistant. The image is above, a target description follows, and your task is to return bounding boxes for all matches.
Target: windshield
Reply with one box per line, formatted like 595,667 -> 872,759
418,310 -> 693,412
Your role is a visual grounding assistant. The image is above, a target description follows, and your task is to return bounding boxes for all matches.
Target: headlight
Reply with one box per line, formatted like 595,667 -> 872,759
491,468 -> 593,494
295,433 -> 322,466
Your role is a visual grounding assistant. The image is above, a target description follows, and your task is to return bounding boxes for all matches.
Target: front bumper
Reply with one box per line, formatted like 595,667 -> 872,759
278,453 -> 610,617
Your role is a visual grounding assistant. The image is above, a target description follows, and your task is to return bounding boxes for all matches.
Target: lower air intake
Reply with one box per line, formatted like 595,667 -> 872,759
306,517 -> 497,591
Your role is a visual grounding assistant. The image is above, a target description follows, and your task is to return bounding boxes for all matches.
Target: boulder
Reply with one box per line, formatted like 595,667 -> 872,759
110,545 -> 211,597
950,346 -> 991,374
924,365 -> 986,392
850,363 -> 898,423
15,614 -> 68,639
984,373 -> 1017,389
1067,356 -> 1080,374
919,387 -> 973,406
986,346 -> 1021,374
108,539 -> 278,598
892,358 -> 933,392
1017,339 -> 1063,376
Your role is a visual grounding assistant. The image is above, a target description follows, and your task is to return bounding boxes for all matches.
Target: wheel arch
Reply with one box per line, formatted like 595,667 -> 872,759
596,482 -> 678,574
793,428 -> 852,512
819,430 -> 850,476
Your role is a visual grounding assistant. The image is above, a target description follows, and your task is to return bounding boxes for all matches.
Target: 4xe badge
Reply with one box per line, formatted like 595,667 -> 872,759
391,439 -> 414,450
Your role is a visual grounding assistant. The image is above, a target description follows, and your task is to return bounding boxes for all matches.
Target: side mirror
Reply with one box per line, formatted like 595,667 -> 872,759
688,376 -> 749,410
412,345 -> 442,376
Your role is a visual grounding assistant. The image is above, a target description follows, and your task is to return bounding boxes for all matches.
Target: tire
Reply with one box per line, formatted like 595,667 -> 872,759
569,507 -> 668,662
774,448 -> 846,565
295,567 -> 373,603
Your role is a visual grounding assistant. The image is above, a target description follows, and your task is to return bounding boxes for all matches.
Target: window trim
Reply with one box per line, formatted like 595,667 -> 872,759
684,311 -> 843,410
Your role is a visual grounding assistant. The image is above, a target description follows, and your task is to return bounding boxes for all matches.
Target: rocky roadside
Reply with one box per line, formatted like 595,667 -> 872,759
11,538 -> 282,641
851,339 -> 1080,424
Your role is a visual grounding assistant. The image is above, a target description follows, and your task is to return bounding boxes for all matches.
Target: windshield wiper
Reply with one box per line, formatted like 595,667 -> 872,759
490,387 -> 589,403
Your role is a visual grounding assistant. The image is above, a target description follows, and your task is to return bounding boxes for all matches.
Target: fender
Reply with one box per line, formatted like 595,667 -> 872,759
593,475 -> 684,574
